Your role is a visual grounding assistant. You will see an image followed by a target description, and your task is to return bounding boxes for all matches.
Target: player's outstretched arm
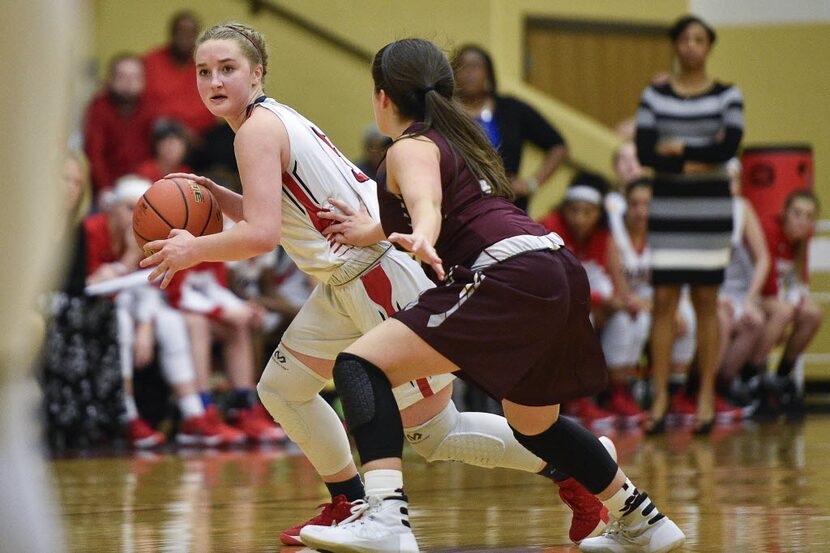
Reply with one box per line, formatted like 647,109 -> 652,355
385,137 -> 445,279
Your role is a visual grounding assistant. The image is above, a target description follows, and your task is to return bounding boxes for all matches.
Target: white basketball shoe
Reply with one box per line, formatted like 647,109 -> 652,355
579,511 -> 685,553
300,490 -> 419,553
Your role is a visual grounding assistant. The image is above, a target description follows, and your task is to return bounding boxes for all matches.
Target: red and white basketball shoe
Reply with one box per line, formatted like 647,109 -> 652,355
177,411 -> 245,446
128,418 -> 166,449
556,436 -> 617,544
233,403 -> 287,443
280,494 -> 355,546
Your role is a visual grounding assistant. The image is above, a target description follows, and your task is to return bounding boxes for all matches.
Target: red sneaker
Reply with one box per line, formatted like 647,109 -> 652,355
555,436 -> 617,544
234,403 -> 287,443
177,412 -> 244,446
607,386 -> 647,427
714,394 -> 745,423
203,405 -> 246,445
565,398 -> 617,429
280,494 -> 355,546
669,391 -> 697,426
557,478 -> 609,543
128,418 -> 166,448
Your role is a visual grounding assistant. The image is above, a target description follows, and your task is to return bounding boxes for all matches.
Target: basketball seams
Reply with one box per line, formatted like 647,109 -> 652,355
173,179 -> 190,229
140,196 -> 176,231
198,190 -> 215,237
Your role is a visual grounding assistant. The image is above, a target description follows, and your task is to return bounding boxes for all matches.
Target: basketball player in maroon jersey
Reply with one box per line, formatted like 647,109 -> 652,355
300,39 -> 685,553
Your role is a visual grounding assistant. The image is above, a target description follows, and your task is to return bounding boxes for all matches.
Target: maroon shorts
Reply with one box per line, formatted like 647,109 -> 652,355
393,248 -> 608,406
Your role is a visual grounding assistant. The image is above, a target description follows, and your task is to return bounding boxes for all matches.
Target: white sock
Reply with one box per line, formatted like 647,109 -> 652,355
602,478 -> 662,527
364,469 -> 404,498
178,393 -> 204,419
124,394 -> 139,421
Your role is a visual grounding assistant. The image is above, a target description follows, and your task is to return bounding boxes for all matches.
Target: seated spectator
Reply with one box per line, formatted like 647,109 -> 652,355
229,247 -> 315,342
85,176 -> 233,448
758,190 -> 823,415
453,44 -> 568,212
715,161 -> 770,417
135,119 -> 192,183
40,151 -> 123,450
601,179 -> 651,426
356,125 -> 392,181
164,261 -> 286,443
143,11 -> 216,137
540,173 -> 624,428
83,54 -> 158,199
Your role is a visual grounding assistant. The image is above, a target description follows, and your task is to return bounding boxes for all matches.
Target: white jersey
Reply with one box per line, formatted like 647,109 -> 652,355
608,205 -> 652,300
254,98 -> 391,285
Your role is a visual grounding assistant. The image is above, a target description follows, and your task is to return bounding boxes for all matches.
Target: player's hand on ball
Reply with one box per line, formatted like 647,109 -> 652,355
164,172 -> 218,193
140,229 -> 199,289
388,232 -> 445,281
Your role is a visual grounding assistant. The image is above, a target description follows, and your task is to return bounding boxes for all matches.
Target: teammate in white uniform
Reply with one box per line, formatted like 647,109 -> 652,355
139,23 -> 609,546
606,179 -> 698,426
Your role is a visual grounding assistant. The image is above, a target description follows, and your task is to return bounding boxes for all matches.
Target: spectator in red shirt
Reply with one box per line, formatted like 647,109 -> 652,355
143,11 -> 216,137
135,119 -> 192,183
761,190 -> 823,386
83,54 -> 158,199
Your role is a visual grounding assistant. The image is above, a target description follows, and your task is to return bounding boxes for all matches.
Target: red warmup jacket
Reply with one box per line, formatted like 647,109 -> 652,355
143,45 -> 217,136
541,210 -> 613,305
83,212 -> 118,276
762,216 -> 810,298
134,160 -> 192,184
83,92 -> 158,194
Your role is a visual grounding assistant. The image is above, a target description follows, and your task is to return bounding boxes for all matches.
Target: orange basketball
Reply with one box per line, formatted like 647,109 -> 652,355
132,178 -> 223,253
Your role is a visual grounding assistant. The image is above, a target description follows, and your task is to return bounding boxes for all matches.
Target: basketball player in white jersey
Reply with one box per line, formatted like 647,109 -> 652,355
139,23 -> 611,546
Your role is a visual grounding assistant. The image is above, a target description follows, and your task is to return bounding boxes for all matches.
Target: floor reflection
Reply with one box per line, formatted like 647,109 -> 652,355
51,418 -> 830,552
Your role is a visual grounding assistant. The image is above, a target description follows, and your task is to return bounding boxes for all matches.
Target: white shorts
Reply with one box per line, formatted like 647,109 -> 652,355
601,310 -> 650,369
281,249 -> 455,410
720,291 -> 747,321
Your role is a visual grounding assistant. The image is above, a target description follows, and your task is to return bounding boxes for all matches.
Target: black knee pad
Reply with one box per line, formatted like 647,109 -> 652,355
511,417 -> 618,494
333,352 -> 404,464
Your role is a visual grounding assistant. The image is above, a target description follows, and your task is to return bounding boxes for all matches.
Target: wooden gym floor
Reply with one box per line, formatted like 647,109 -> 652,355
52,417 -> 830,552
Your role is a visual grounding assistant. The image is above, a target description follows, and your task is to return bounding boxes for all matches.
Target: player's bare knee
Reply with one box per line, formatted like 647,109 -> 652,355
800,301 -> 823,329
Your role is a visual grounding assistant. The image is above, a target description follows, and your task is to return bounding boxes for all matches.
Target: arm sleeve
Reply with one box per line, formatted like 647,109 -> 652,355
683,127 -> 743,163
635,89 -> 684,173
517,99 -> 566,150
761,220 -> 780,297
682,87 -> 745,163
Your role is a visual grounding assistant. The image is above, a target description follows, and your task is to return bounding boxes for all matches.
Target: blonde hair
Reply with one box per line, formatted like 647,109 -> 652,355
196,23 -> 268,82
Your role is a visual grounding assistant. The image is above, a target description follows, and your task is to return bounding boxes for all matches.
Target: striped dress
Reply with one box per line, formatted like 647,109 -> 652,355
636,81 -> 744,285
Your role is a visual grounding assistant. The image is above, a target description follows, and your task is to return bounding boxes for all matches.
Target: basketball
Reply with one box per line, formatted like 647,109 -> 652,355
132,177 -> 223,252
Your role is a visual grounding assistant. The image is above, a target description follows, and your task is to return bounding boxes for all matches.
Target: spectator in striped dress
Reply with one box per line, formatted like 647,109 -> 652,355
636,15 -> 744,434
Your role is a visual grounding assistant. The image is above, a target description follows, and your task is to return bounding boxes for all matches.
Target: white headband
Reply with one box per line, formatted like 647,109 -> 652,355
565,185 -> 602,205
112,175 -> 151,205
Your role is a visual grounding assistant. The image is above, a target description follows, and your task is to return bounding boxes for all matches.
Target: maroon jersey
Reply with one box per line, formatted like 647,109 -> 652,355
376,124 -> 548,270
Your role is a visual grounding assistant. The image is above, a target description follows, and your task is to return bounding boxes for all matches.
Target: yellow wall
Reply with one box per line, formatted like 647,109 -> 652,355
487,0 -> 687,217
706,24 -> 830,210
90,0 -> 687,200
92,0 -> 490,160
